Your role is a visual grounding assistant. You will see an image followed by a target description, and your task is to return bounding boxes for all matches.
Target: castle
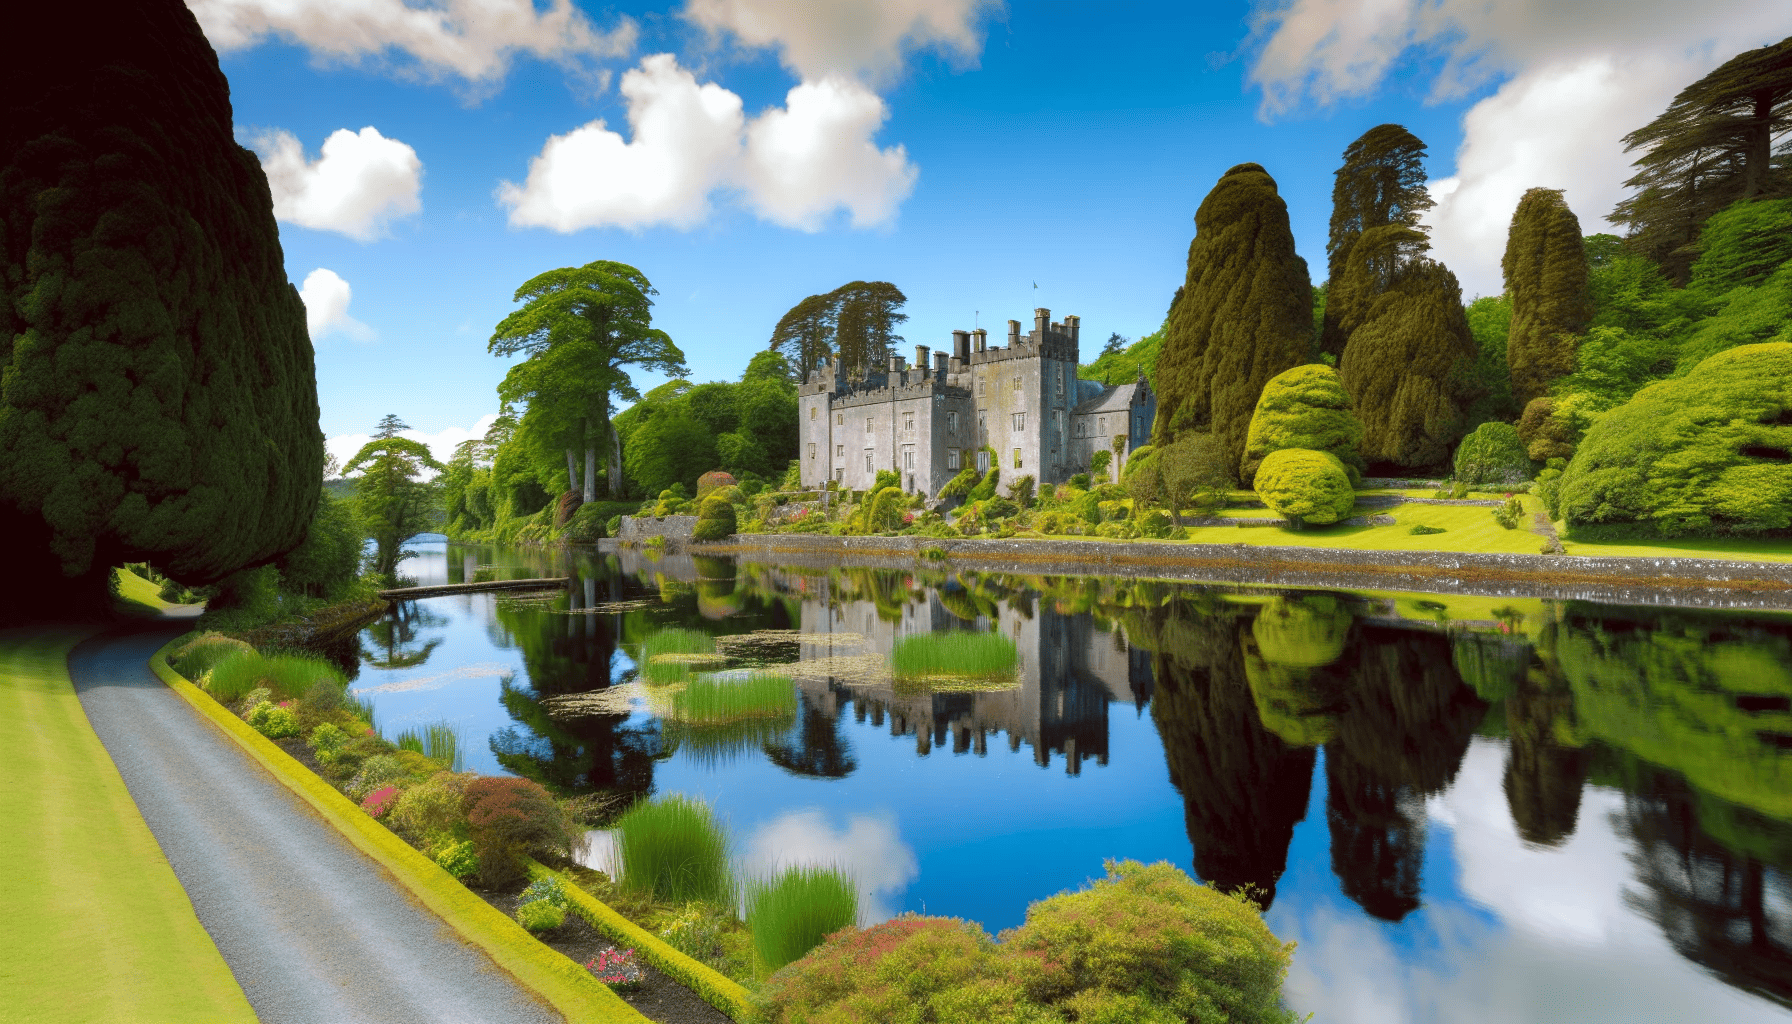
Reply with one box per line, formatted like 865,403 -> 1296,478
797,308 -> 1156,496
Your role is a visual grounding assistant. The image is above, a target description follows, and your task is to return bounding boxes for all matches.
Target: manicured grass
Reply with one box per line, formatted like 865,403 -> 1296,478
1558,532 -> 1792,563
1156,496 -> 1549,555
889,630 -> 1019,683
744,864 -> 858,978
613,794 -> 735,907
0,629 -> 255,1024
205,650 -> 348,703
112,567 -> 194,618
636,629 -> 726,685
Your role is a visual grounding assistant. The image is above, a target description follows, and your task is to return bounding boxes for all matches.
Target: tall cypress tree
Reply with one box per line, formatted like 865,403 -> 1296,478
1152,163 -> 1312,471
1337,241 -> 1481,471
1,1 -> 321,614
1504,188 -> 1593,406
1320,125 -> 1435,359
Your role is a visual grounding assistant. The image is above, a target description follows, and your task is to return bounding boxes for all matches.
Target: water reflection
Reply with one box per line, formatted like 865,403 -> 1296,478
351,539 -> 1792,1017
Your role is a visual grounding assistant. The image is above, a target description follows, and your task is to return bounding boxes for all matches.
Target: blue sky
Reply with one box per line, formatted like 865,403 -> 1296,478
187,0 -> 1792,462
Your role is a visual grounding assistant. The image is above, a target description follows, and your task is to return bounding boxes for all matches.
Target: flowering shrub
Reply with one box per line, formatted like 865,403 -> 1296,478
241,687 -> 273,713
390,771 -> 476,844
657,902 -> 726,962
349,754 -> 407,798
901,511 -> 915,526
435,840 -> 479,878
516,900 -> 565,933
361,786 -> 399,818
586,948 -> 644,992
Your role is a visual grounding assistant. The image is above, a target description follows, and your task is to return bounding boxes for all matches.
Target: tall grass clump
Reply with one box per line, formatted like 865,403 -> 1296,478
673,673 -> 797,723
745,864 -> 858,977
613,794 -> 734,906
204,651 -> 347,704
394,721 -> 463,771
888,630 -> 1018,684
636,628 -> 726,685
168,633 -> 254,681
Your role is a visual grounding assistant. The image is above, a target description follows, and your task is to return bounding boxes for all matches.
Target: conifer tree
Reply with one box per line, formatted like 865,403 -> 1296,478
1152,163 -> 1312,469
1320,125 -> 1435,359
1504,188 -> 1593,407
1612,35 -> 1792,283
1,1 -> 321,613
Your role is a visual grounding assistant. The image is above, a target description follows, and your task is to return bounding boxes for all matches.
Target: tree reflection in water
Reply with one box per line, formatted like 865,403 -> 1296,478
362,600 -> 446,670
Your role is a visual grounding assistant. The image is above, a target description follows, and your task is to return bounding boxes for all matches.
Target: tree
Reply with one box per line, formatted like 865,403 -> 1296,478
1153,163 -> 1312,471
1320,125 -> 1436,359
833,281 -> 908,381
344,416 -> 443,580
1555,341 -> 1792,536
1241,364 -> 1364,485
1504,188 -> 1594,406
1,1 -> 321,615
1101,331 -> 1128,357
767,293 -> 838,384
1337,254 -> 1481,471
490,261 -> 687,502
1463,294 -> 1520,425
624,413 -> 717,497
1611,35 -> 1792,283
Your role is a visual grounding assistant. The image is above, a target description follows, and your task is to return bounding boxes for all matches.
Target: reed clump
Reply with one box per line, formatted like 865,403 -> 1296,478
745,864 -> 858,977
672,673 -> 797,724
888,631 -> 1018,687
204,650 -> 348,704
637,628 -> 727,685
393,720 -> 464,772
613,793 -> 734,907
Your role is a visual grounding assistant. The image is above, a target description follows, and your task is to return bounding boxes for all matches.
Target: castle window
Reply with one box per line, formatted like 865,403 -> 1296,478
836,444 -> 844,458
1014,448 -> 1023,469
1056,373 -> 1064,396
1012,376 -> 1021,391
810,405 -> 817,419
836,412 -> 843,425
1012,412 -> 1025,431
866,417 -> 873,433
835,468 -> 843,482
807,443 -> 816,460
947,448 -> 960,470
904,448 -> 915,470
864,451 -> 873,471
979,380 -> 986,396
947,411 -> 958,435
904,412 -> 914,432
1098,416 -> 1106,434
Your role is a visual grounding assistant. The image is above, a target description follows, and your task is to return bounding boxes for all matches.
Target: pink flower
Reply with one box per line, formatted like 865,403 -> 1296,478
361,786 -> 399,818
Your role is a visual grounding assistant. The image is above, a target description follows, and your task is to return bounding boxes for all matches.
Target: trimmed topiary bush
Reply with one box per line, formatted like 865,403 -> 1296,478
517,900 -> 566,933
693,494 -> 738,542
967,466 -> 1000,502
1254,449 -> 1356,527
696,470 -> 738,501
1241,364 -> 1365,485
1453,421 -> 1533,486
1557,342 -> 1792,536
866,487 -> 907,533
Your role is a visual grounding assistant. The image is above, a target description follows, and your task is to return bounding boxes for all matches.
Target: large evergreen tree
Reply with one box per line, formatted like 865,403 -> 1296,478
1152,163 -> 1312,470
766,281 -> 907,383
1612,35 -> 1792,283
1504,188 -> 1594,406
1319,125 -> 1435,359
1,1 -> 321,614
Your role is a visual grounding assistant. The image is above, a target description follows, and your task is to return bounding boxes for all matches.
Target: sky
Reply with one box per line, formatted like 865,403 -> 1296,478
187,0 -> 1792,466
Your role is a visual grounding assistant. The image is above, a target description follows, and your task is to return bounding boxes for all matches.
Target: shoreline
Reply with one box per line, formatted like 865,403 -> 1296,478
665,533 -> 1792,612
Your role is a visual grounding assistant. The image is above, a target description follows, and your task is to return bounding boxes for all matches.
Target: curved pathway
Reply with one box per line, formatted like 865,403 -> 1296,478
68,622 -> 563,1024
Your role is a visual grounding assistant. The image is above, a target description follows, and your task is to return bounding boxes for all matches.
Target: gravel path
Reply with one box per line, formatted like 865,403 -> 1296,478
68,622 -> 564,1024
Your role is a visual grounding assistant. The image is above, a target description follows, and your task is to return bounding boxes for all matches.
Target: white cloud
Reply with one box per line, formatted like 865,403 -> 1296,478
682,0 -> 995,85
1246,1 -> 1792,296
499,54 -> 916,233
737,808 -> 919,925
187,0 -> 635,94
252,127 -> 423,241
298,268 -> 375,342
326,412 -> 500,475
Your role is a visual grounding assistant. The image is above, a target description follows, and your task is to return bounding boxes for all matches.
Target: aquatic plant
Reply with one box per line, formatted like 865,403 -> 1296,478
672,673 -> 797,724
613,794 -> 734,907
636,628 -> 725,685
745,864 -> 859,977
888,630 -> 1018,685
392,721 -> 464,772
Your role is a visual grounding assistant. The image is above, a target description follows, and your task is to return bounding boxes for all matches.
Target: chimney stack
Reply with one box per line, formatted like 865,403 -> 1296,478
889,354 -> 905,375
952,329 -> 970,363
974,329 -> 987,353
1034,307 -> 1050,341
1065,314 -> 1080,345
935,351 -> 949,376
1008,319 -> 1021,346
915,345 -> 930,378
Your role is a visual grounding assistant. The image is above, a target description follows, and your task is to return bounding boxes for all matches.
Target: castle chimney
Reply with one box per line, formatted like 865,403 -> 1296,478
915,345 -> 930,378
1034,307 -> 1050,341
889,354 -> 905,374
952,329 -> 970,363
1065,314 -> 1080,345
935,351 -> 948,376
974,329 -> 987,353
1008,319 -> 1021,346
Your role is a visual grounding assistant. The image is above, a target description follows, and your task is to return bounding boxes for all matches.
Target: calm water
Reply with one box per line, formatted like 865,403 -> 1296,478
338,536 -> 1792,1023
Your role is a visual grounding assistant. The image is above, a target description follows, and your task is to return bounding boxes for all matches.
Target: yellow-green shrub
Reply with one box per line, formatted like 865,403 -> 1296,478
517,900 -> 566,933
1254,448 -> 1356,527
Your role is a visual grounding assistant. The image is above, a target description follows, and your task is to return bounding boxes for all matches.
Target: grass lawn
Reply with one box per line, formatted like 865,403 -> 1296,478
1557,532 -> 1792,563
0,629 -> 255,1023
113,568 -> 192,617
1151,496 -> 1549,555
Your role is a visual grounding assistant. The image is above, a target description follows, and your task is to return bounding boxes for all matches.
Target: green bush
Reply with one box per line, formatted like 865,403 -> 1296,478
517,900 -> 566,933
562,503 -> 609,543
349,754 -> 408,798
1090,449 -> 1113,482
435,839 -> 479,879
613,793 -> 734,907
1409,524 -> 1447,535
1006,475 -> 1036,508
693,494 -> 738,542
746,864 -> 859,977
1453,421 -> 1534,485
1557,342 -> 1792,535
464,775 -> 575,888
865,486 -> 907,533
1241,363 -> 1365,485
1254,449 -> 1356,527
1069,472 -> 1092,490
1138,509 -> 1174,538
1492,495 -> 1525,529
390,771 -> 476,843
938,465 -> 980,501
519,875 -> 571,911
248,703 -> 300,739
307,721 -> 350,755
967,466 -> 1000,502
606,514 -> 623,536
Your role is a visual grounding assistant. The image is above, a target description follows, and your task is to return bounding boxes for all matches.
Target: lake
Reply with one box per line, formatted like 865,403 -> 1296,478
338,536 -> 1792,1023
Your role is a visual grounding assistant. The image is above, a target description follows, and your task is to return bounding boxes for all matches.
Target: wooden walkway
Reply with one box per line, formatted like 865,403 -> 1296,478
376,578 -> 568,600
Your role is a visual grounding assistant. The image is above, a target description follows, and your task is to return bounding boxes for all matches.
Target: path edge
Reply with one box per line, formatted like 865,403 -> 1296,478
147,636 -> 650,1024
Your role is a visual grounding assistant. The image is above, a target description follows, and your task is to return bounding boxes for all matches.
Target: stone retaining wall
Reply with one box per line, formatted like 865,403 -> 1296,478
616,515 -> 696,544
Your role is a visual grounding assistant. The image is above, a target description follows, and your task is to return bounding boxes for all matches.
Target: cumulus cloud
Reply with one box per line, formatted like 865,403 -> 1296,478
737,809 -> 919,924
1247,0 -> 1792,296
298,268 -> 375,342
325,412 -> 501,476
682,0 -> 995,85
500,54 -> 916,233
187,0 -> 635,95
251,127 -> 422,242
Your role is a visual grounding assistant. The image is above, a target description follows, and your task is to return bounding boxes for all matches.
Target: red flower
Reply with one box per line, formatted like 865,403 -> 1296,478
361,786 -> 400,818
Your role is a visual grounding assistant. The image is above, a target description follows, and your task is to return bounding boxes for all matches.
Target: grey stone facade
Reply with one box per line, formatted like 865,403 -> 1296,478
798,308 -> 1156,495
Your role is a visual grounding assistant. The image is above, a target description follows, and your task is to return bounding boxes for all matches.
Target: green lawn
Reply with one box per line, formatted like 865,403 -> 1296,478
113,568 -> 194,617
1156,497 -> 1549,555
1558,532 -> 1792,563
0,629 -> 255,1024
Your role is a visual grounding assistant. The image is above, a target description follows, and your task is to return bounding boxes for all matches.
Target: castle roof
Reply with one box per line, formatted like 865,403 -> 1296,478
1072,381 -> 1145,416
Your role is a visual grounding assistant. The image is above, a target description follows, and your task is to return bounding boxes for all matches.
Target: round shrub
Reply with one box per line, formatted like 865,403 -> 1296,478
693,494 -> 738,542
517,900 -> 566,933
1001,859 -> 1298,1024
1252,595 -> 1350,668
1241,364 -> 1365,485
361,786 -> 400,819
696,470 -> 738,500
1254,449 -> 1356,527
1558,342 -> 1792,536
463,776 -> 574,888
247,702 -> 299,739
435,839 -> 479,878
1453,421 -> 1533,485
390,771 -> 477,844
307,721 -> 349,756
348,754 -> 408,798
520,875 -> 570,911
